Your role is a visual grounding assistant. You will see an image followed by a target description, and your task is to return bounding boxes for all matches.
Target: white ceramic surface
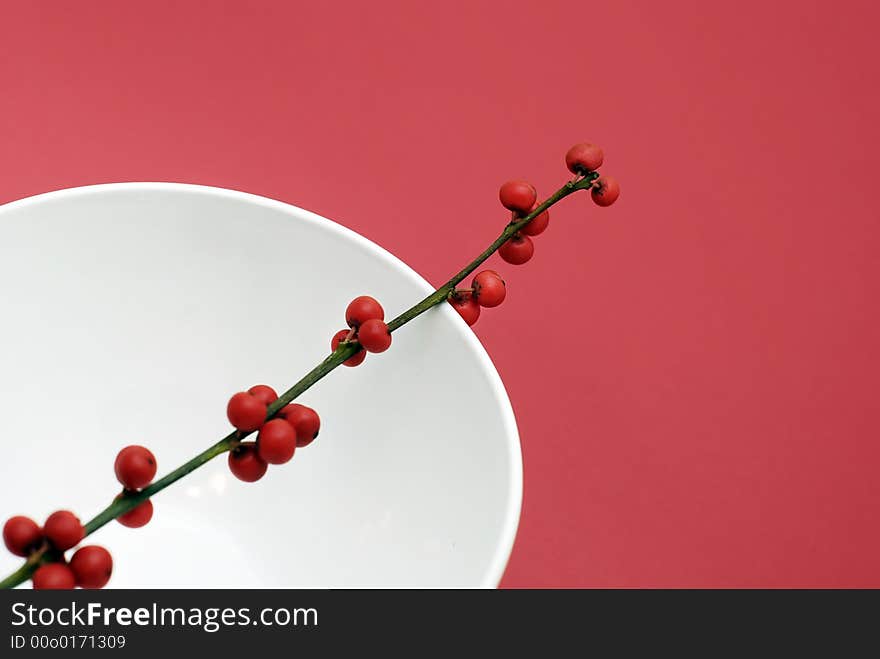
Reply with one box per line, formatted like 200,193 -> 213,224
0,184 -> 522,588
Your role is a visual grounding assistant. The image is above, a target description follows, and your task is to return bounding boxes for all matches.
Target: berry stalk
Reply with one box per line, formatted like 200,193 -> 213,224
387,173 -> 597,332
0,170 -> 601,589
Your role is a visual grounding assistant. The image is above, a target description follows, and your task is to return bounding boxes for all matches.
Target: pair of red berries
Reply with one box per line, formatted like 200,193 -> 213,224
114,445 -> 157,528
3,511 -> 81,556
564,142 -> 620,207
31,546 -> 113,590
226,384 -> 321,482
447,269 -> 506,327
330,295 -> 392,367
2,515 -> 113,590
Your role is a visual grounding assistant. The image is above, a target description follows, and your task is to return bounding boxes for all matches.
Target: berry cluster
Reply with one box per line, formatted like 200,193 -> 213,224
1,443 -> 161,589
330,295 -> 392,367
447,142 -> 619,326
1,443 -> 162,589
115,445 -> 157,528
226,385 -> 321,482
498,180 -> 543,266
565,142 -> 620,207
447,270 -> 506,326
3,515 -> 112,590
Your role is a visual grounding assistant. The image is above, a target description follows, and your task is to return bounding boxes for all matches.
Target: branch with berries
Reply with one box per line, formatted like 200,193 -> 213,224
0,143 -> 619,589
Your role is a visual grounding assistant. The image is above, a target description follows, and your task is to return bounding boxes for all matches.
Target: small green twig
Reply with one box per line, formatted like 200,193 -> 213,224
0,173 -> 597,589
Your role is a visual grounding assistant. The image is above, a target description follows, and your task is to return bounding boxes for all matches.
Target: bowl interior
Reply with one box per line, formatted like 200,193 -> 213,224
0,184 -> 521,587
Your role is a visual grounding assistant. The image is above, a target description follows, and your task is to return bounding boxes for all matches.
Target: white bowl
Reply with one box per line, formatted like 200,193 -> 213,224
0,184 -> 522,588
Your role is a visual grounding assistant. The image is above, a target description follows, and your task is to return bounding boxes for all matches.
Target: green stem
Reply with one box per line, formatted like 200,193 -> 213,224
0,559 -> 40,590
0,173 -> 597,589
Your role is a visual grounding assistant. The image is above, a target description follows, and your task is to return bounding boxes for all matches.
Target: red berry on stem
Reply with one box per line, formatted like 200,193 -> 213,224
114,446 -> 157,491
3,516 -> 42,557
519,205 -> 549,236
228,442 -> 268,482
498,233 -> 534,265
43,511 -> 84,551
247,384 -> 278,407
472,270 -> 506,308
331,329 -> 367,367
117,499 -> 153,528
499,180 -> 537,214
345,296 -> 384,328
227,391 -> 268,432
358,318 -> 392,353
565,142 -> 604,174
279,404 -> 321,447
591,176 -> 620,207
32,563 -> 76,590
448,293 -> 481,326
70,545 -> 113,589
257,419 -> 297,465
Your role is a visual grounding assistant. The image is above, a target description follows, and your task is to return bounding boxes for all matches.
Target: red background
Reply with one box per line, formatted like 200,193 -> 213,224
2,1 -> 878,587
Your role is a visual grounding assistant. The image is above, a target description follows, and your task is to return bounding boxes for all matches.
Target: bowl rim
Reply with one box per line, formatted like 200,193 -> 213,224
0,181 -> 523,588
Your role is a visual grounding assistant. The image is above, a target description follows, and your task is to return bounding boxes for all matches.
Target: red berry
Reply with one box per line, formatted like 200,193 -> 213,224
32,563 -> 76,590
345,295 -> 384,328
247,384 -> 278,407
519,205 -> 549,236
43,511 -> 84,551
448,293 -> 481,326
565,142 -> 604,174
3,516 -> 42,557
117,499 -> 153,528
114,445 -> 157,491
227,391 -> 268,432
279,404 -> 321,447
472,270 -> 506,308
358,318 -> 392,353
70,545 -> 113,589
257,419 -> 297,465
498,233 -> 534,265
331,329 -> 367,367
499,180 -> 537,214
591,176 -> 620,207
228,442 -> 268,482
